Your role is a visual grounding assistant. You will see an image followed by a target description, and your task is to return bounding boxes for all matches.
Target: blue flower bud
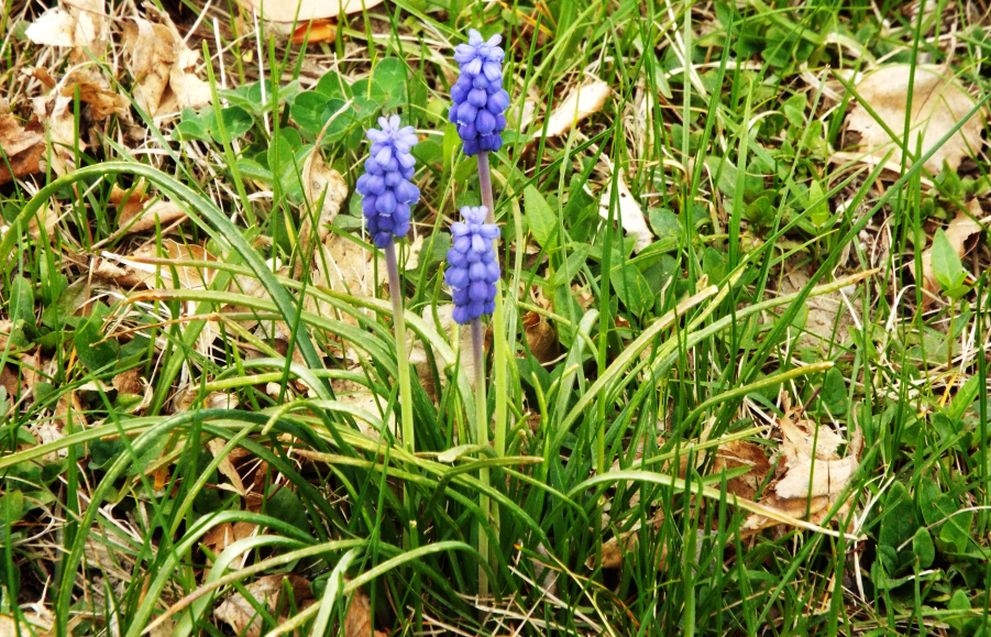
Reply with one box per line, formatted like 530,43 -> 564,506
355,115 -> 419,248
445,206 -> 500,324
450,30 -> 510,156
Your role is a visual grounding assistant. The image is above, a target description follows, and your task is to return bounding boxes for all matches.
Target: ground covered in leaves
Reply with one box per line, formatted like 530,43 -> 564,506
2,0 -> 991,635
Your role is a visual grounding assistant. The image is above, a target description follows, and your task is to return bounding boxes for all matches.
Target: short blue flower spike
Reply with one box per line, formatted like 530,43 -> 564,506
445,206 -> 500,324
449,30 -> 510,156
355,115 -> 420,248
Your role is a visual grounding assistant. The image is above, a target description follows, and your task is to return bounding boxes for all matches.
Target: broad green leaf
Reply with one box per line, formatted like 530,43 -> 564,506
912,527 -> 935,568
931,228 -> 966,291
525,185 -> 558,251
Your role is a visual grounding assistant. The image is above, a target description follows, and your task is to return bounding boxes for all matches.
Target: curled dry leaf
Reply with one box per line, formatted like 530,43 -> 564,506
123,15 -> 211,117
214,574 -> 312,637
599,510 -> 667,570
598,171 -> 653,253
711,440 -> 772,501
299,149 -> 349,257
778,266 -> 854,351
344,588 -> 387,637
236,0 -> 385,22
0,114 -> 44,185
32,67 -> 127,176
94,240 -> 216,291
207,438 -> 247,494
331,379 -> 392,438
740,409 -> 862,535
110,182 -> 187,235
914,199 -> 983,296
201,521 -> 257,554
844,64 -> 986,174
523,310 -> 558,363
25,0 -> 108,60
540,79 -> 611,138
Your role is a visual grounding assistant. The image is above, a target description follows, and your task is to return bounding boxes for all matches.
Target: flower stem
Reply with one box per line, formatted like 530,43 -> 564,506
477,150 -> 503,582
478,151 -> 495,224
385,242 -> 415,452
471,317 -> 490,597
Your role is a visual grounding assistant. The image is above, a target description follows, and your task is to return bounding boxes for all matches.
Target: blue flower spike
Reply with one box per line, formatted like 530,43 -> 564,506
355,115 -> 420,248
445,206 -> 501,324
450,30 -> 510,156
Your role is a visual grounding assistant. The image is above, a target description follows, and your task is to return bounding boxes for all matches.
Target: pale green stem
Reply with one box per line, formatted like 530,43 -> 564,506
471,317 -> 490,597
385,242 -> 414,452
477,150 -> 504,562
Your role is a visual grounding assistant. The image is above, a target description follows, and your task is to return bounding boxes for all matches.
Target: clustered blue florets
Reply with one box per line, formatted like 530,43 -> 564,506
445,206 -> 500,324
449,30 -> 510,156
355,115 -> 420,248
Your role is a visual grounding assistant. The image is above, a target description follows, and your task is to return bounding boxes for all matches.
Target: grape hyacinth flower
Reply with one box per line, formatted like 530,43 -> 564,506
355,115 -> 420,248
445,206 -> 500,325
355,115 -> 419,453
450,30 -> 510,157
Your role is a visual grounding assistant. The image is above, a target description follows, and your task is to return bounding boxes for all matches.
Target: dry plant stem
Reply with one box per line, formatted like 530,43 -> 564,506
385,242 -> 415,452
472,317 -> 490,597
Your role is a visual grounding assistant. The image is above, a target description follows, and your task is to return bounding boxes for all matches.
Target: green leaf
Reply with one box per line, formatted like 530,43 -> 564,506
525,185 -> 558,251
878,482 -> 917,572
371,58 -> 408,110
609,249 -> 651,317
267,487 -> 310,534
820,367 -> 847,416
807,180 -> 830,228
74,303 -> 119,372
912,527 -> 935,568
549,245 -> 590,288
931,228 -> 966,291
782,92 -> 807,128
0,489 -> 24,525
176,107 -> 253,143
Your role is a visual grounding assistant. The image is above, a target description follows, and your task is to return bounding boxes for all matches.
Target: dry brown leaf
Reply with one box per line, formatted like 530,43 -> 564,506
214,574 -> 312,637
33,67 -> 127,176
25,0 -> 108,59
915,200 -> 983,295
598,510 -> 666,570
94,240 -> 216,290
773,415 -> 857,499
0,321 -> 13,353
0,610 -> 54,637
0,114 -> 43,157
778,267 -> 854,351
598,172 -> 653,253
59,67 -> 128,120
845,64 -> 986,174
237,0 -> 385,22
299,149 -> 349,255
123,15 -> 211,117
344,588 -> 387,637
740,409 -> 862,534
201,521 -> 257,554
110,182 -> 187,235
331,379 -> 392,438
522,310 -> 558,364
540,79 -> 611,138
207,438 -> 247,494
0,114 -> 44,185
711,440 -> 772,501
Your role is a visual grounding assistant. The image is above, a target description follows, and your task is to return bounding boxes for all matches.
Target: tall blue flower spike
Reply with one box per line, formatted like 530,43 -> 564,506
449,30 -> 511,156
355,115 -> 420,248
445,206 -> 500,324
